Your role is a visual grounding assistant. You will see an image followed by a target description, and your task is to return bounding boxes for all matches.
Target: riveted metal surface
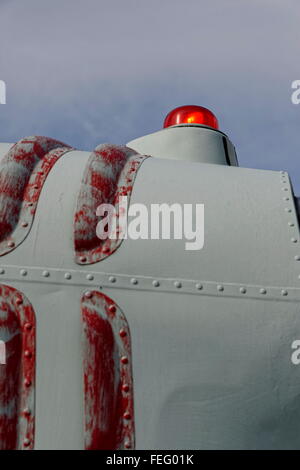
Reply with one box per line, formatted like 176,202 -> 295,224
101,158 -> 300,289
0,284 -> 35,450
0,136 -> 72,256
106,288 -> 300,450
1,134 -> 300,450
81,291 -> 134,450
1,263 -> 300,301
74,144 -> 149,265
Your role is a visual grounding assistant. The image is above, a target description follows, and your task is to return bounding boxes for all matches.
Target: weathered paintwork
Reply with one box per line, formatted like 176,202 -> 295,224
0,122 -> 300,450
0,136 -> 72,256
82,291 -> 134,450
0,138 -> 142,450
74,144 -> 148,265
0,284 -> 35,450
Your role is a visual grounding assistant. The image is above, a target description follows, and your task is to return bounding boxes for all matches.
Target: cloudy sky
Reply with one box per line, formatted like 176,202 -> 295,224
0,0 -> 299,190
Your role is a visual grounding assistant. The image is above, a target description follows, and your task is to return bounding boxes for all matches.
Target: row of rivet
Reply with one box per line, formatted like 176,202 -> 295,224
6,201 -> 37,249
5,171 -> 48,250
108,276 -> 289,297
280,172 -> 300,280
0,265 -> 296,300
14,295 -> 34,449
111,300 -> 131,449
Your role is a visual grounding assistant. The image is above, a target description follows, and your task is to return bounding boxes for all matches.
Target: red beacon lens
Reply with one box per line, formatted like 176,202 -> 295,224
163,105 -> 219,130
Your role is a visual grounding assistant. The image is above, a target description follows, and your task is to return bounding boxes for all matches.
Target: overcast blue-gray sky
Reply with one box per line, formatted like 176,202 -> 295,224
0,0 -> 299,190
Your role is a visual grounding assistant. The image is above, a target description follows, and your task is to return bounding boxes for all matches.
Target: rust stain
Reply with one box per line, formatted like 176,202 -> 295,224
0,284 -> 36,450
0,136 -> 73,255
81,291 -> 134,450
74,144 -> 149,264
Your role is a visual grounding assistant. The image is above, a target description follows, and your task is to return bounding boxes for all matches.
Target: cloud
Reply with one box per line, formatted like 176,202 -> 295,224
0,0 -> 300,190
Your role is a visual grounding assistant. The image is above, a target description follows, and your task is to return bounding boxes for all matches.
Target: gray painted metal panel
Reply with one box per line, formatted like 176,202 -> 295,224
104,158 -> 300,289
128,125 -> 238,165
108,289 -> 300,450
0,142 -> 300,449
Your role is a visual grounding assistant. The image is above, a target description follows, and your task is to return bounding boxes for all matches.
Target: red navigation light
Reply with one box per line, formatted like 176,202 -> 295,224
163,105 -> 219,130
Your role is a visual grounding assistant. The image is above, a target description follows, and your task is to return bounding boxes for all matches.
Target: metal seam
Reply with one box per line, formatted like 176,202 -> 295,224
0,264 -> 299,301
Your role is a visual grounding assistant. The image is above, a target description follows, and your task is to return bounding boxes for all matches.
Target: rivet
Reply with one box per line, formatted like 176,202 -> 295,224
23,439 -> 31,447
291,238 -> 298,243
24,350 -> 32,359
0,268 -> 4,275
240,287 -> 247,294
295,255 -> 300,261
284,197 -> 290,201
15,297 -> 23,305
109,304 -> 116,313
109,276 -> 116,283
7,241 -> 15,248
260,288 -> 267,295
86,274 -> 94,281
288,222 -> 295,227
24,323 -> 32,331
80,256 -> 87,263
285,208 -> 292,213
119,328 -> 127,337
21,221 -> 28,228
24,379 -> 31,387
34,184 -> 39,190
20,269 -> 27,276
122,384 -> 129,392
42,270 -> 50,277
217,285 -> 224,292
27,202 -> 33,207
124,440 -> 131,449
196,283 -> 203,290
131,278 -> 138,285
281,289 -> 288,296
174,281 -> 182,288
280,171 -> 285,175
23,408 -> 31,417
85,291 -> 93,299
282,187 -> 288,191
121,356 -> 128,364
64,272 -> 72,280
123,411 -> 131,420
152,280 -> 160,287
103,246 -> 110,254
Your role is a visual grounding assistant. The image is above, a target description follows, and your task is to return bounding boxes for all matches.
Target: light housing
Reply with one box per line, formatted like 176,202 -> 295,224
163,105 -> 219,130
